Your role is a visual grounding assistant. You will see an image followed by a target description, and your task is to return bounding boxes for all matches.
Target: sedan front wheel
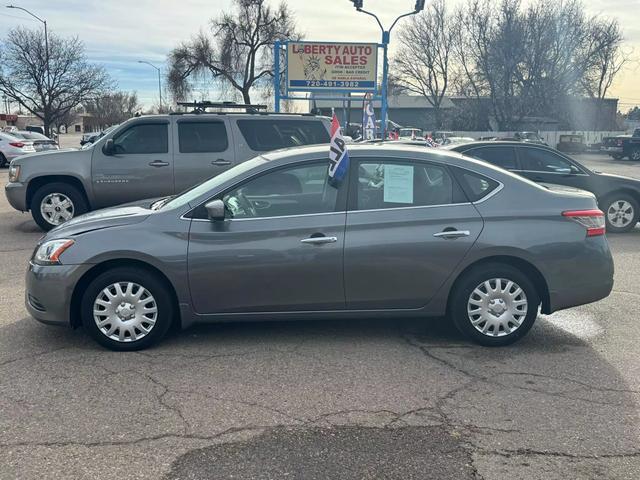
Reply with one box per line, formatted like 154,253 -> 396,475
81,267 -> 174,351
603,194 -> 639,233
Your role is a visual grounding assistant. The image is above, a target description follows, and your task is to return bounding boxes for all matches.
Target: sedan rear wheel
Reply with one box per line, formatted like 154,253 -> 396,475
451,263 -> 540,346
81,267 -> 174,351
603,194 -> 639,233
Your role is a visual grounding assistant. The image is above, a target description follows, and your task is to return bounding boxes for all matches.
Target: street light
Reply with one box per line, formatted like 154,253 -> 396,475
6,5 -> 49,88
138,61 -> 163,113
349,1 -> 426,137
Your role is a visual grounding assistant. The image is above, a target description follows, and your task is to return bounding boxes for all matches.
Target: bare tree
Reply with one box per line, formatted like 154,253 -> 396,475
393,0 -> 455,128
167,0 -> 299,105
84,92 -> 140,131
0,27 -> 111,136
582,19 -> 628,101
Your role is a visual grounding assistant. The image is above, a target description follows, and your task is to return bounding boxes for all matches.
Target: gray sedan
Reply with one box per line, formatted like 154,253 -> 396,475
25,144 -> 614,350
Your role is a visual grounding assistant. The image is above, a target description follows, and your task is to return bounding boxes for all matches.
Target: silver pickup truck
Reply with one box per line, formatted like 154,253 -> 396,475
5,113 -> 331,230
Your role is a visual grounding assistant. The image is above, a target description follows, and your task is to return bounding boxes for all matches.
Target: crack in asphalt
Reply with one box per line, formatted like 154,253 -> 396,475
475,448 -> 640,460
0,346 -> 74,368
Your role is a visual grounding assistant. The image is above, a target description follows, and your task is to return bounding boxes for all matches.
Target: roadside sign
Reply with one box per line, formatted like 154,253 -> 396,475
286,41 -> 378,93
362,93 -> 377,140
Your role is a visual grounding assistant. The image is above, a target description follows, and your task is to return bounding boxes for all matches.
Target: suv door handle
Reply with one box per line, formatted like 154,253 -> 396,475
433,230 -> 470,239
148,160 -> 170,167
211,159 -> 232,166
301,236 -> 338,245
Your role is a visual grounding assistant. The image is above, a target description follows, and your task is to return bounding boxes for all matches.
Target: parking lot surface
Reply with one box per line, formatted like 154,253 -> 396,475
1,154 -> 639,479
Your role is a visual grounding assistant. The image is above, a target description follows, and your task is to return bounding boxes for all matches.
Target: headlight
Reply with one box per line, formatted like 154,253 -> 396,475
33,239 -> 75,265
8,165 -> 20,183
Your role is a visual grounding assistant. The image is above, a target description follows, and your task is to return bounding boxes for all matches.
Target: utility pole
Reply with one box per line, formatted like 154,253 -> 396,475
349,1 -> 426,138
6,5 -> 50,131
138,61 -> 163,113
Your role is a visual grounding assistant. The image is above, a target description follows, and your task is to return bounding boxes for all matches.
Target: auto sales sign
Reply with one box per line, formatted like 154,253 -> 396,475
287,42 -> 378,92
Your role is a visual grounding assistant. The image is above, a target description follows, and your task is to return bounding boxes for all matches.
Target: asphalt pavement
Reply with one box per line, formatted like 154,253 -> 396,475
0,154 -> 639,479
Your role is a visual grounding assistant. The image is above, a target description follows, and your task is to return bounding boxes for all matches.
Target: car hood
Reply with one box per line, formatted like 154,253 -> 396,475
13,147 -> 85,163
595,171 -> 640,185
47,203 -> 152,239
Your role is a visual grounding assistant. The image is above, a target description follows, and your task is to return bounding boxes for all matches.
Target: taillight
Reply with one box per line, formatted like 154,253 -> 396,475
562,209 -> 605,237
9,142 -> 25,148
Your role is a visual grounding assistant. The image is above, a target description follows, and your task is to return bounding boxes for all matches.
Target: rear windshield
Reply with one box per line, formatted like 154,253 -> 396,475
236,119 -> 329,151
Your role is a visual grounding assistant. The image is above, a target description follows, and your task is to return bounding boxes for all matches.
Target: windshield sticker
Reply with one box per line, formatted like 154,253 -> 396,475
383,164 -> 414,204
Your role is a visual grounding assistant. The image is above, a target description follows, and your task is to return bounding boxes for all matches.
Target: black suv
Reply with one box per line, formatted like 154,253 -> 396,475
447,141 -> 640,233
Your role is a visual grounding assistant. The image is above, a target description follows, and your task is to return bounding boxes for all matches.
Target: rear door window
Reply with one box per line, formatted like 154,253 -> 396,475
236,119 -> 329,151
353,160 -> 465,211
451,168 -> 500,202
518,148 -> 581,174
178,121 -> 228,153
465,146 -> 518,169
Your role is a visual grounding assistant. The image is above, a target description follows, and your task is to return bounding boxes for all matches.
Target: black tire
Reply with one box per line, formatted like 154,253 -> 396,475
30,182 -> 88,231
450,263 -> 540,347
81,267 -> 174,351
601,194 -> 639,234
0,153 -> 7,168
611,154 -> 624,161
630,148 -> 640,162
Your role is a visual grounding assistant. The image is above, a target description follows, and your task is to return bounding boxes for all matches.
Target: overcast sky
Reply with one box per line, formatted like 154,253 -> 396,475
1,0 -> 638,110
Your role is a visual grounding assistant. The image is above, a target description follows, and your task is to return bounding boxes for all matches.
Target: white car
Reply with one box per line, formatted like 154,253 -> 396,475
0,132 -> 36,167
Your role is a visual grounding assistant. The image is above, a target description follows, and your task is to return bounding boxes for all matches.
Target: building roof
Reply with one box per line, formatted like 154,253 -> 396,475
311,94 -> 457,110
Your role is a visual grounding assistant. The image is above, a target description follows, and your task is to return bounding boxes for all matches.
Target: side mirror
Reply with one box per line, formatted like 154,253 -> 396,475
103,138 -> 115,155
205,199 -> 226,221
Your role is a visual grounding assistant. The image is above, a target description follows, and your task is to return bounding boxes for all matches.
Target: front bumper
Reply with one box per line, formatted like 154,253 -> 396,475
5,182 -> 28,211
601,146 -> 623,154
25,262 -> 91,326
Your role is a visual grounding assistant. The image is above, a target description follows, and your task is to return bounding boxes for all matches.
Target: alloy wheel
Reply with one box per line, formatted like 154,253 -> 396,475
607,200 -> 634,229
93,282 -> 158,343
40,193 -> 74,226
632,149 -> 640,161
467,278 -> 528,337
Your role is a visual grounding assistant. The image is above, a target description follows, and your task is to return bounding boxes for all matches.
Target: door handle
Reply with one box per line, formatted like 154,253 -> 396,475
148,160 -> 170,167
300,236 -> 338,245
211,159 -> 232,166
433,230 -> 470,239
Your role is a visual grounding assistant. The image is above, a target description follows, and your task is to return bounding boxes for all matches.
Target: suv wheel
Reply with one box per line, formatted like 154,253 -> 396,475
0,153 -> 7,168
31,182 -> 88,231
81,267 -> 174,351
450,263 -> 540,346
631,148 -> 640,161
603,194 -> 639,233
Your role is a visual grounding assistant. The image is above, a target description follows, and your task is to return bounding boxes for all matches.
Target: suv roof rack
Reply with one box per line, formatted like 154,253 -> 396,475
176,101 -> 267,114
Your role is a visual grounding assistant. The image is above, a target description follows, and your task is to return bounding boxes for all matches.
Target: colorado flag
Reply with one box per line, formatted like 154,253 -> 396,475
328,114 -> 350,187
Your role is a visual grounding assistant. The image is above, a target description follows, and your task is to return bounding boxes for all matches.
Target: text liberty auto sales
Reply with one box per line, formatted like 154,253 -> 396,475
291,44 -> 374,65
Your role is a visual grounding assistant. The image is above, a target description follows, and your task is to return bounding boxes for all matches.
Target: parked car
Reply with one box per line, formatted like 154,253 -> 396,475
0,132 -> 36,167
80,131 -> 102,146
12,131 -> 59,152
601,129 -> 640,160
514,132 -> 547,145
25,125 -> 46,135
556,134 -> 586,154
6,113 -> 331,230
398,127 -> 424,139
447,141 -> 640,233
2,126 -> 19,134
25,143 -> 613,351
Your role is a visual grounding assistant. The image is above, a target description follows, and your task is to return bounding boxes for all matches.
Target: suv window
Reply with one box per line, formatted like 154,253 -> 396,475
113,124 -> 168,154
222,162 -> 338,219
355,160 -> 462,210
518,147 -> 579,174
236,120 -> 329,151
466,146 -> 517,169
178,121 -> 228,153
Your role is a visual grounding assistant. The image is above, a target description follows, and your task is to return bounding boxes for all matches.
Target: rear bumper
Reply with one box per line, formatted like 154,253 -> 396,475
25,262 -> 91,326
546,237 -> 614,313
5,182 -> 28,211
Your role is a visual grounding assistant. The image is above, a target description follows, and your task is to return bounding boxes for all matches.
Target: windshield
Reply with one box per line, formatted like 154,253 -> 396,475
160,156 -> 268,211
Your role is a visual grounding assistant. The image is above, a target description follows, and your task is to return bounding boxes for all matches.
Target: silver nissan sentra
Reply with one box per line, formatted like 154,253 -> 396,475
25,144 -> 614,351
